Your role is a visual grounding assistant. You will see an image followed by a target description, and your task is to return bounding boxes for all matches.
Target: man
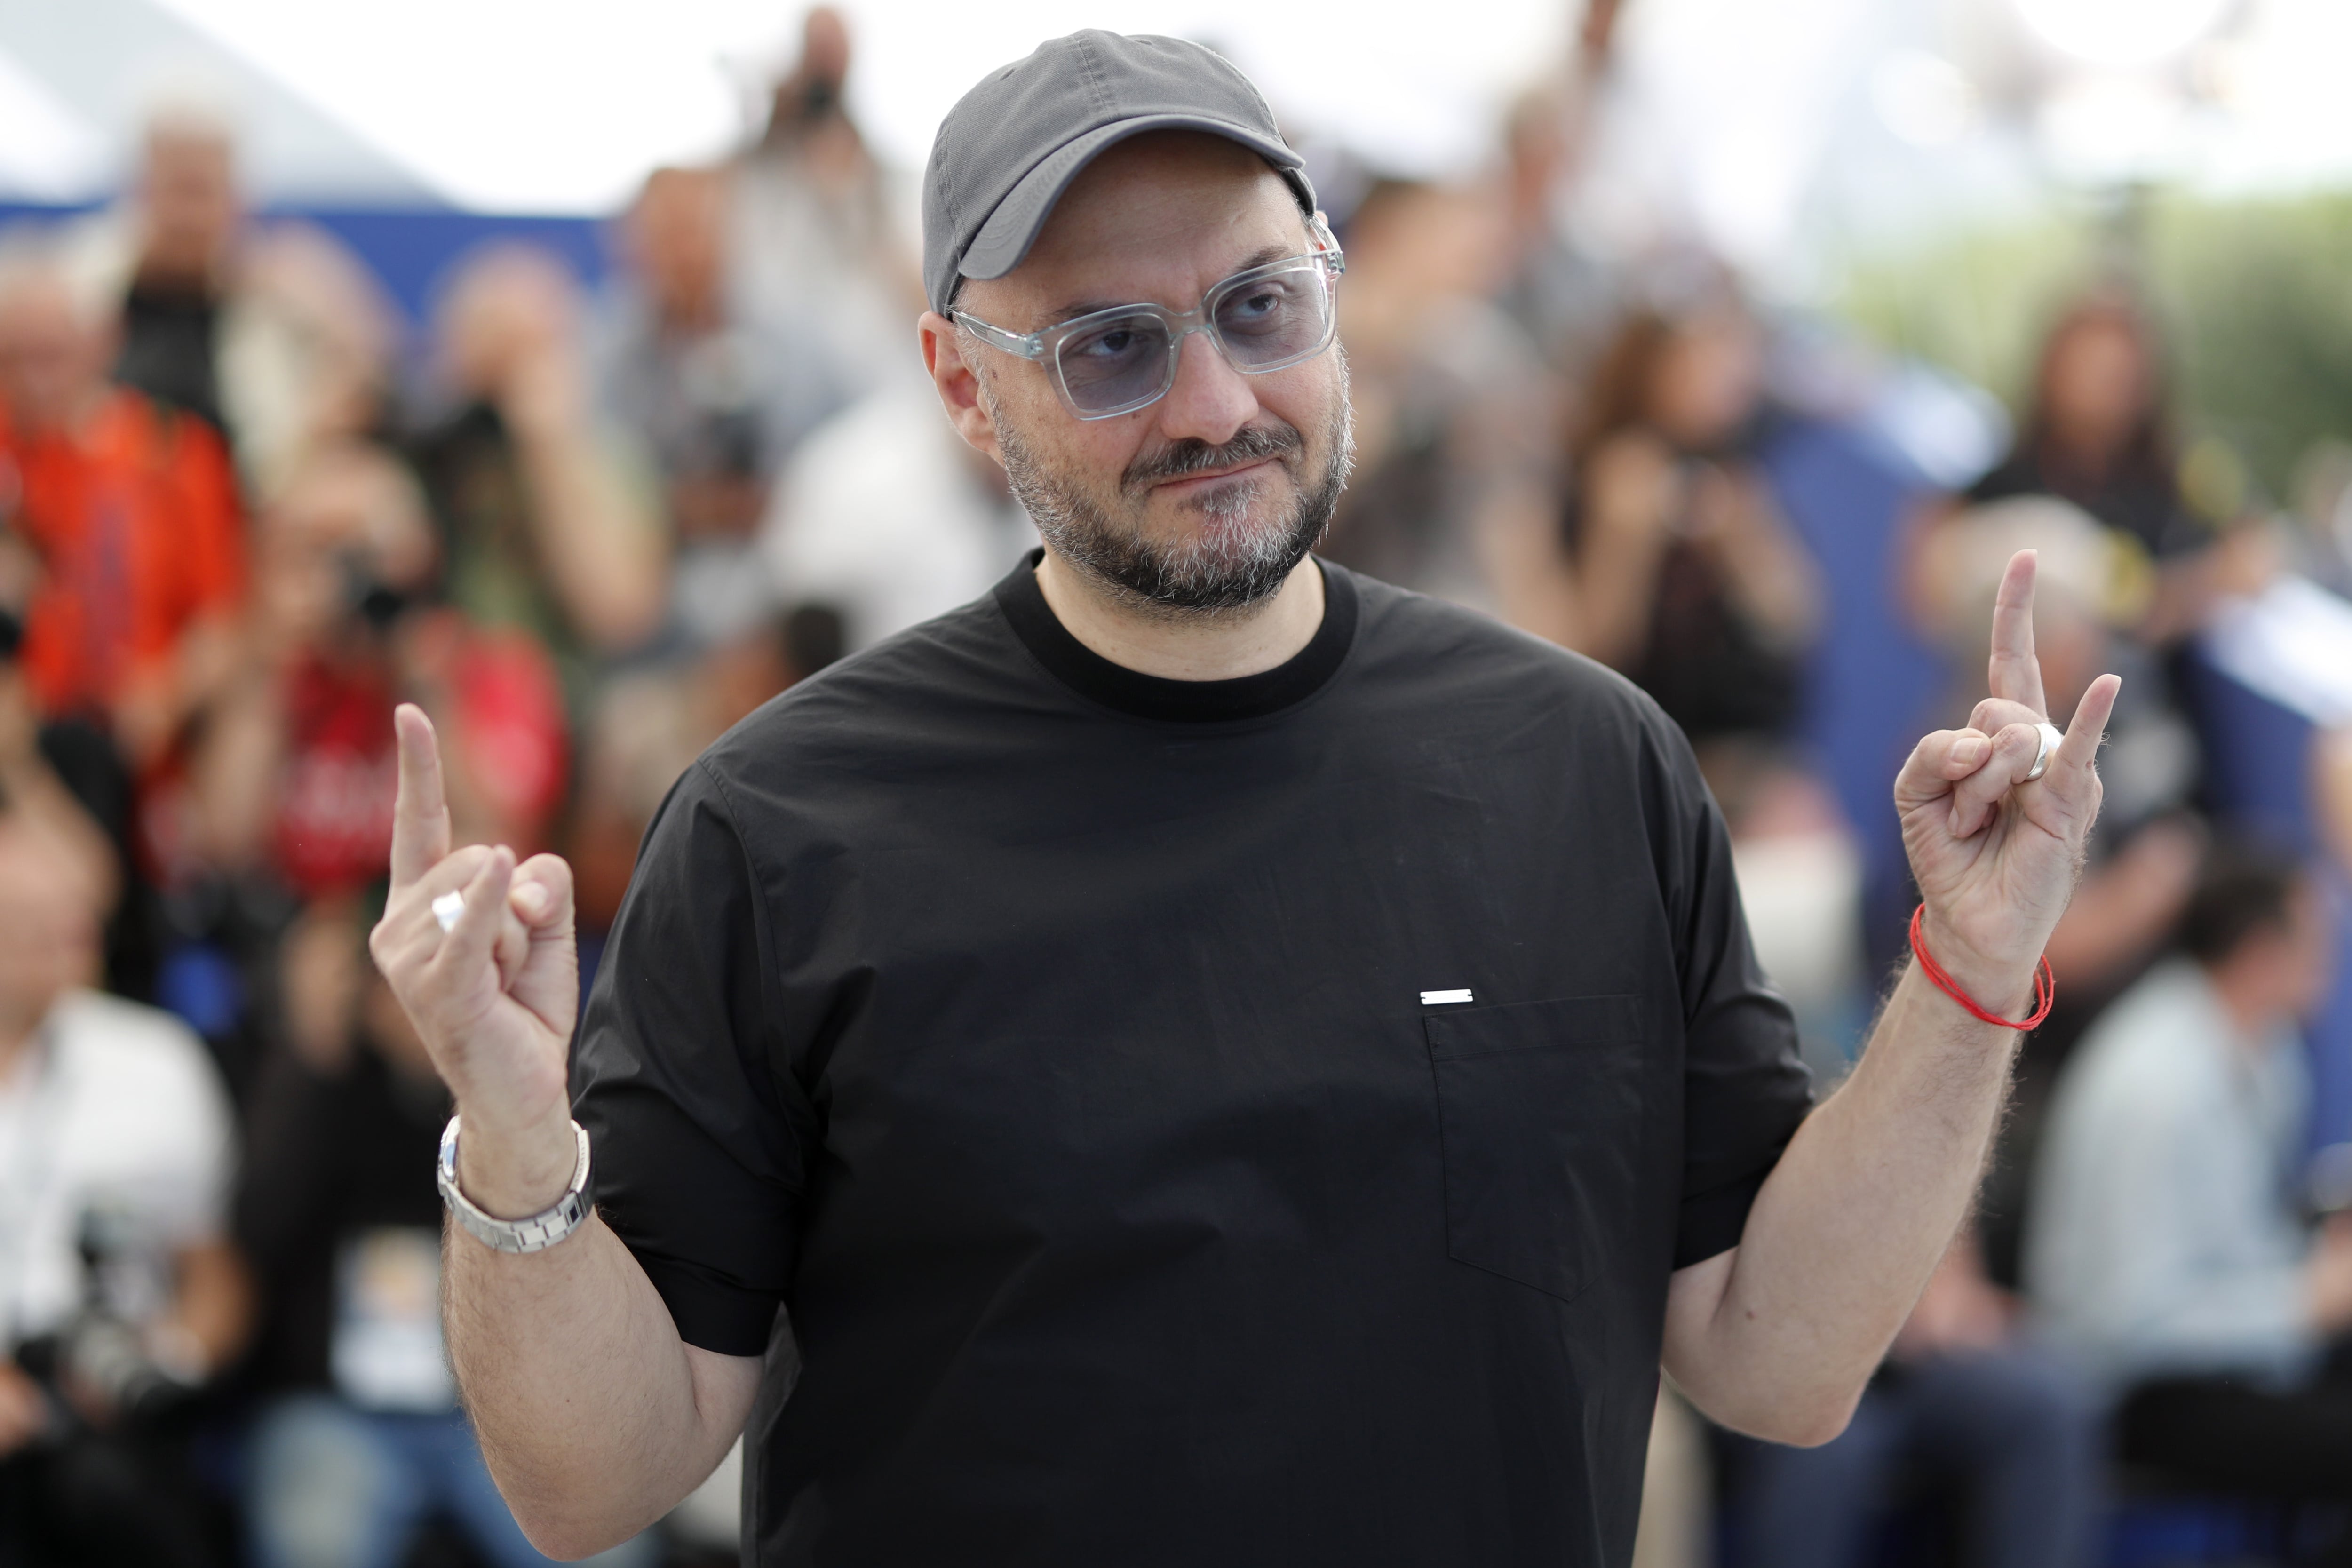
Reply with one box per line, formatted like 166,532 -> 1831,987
372,33 -> 2120,1565
729,6 -> 920,398
591,164 -> 853,651
176,440 -> 568,895
2027,842 -> 2352,1509
0,243 -> 245,770
108,108 -> 243,439
0,815 -> 248,1566
410,243 -> 667,695
79,105 -> 402,495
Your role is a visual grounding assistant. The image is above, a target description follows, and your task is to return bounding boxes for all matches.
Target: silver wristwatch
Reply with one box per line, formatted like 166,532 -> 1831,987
437,1115 -> 593,1254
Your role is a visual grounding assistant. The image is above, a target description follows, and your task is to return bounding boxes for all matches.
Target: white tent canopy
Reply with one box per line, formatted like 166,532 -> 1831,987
2,0 -> 2347,282
0,0 -> 435,202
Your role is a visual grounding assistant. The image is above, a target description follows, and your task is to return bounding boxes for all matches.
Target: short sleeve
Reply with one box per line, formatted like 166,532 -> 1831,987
1647,719 -> 1816,1270
573,760 -> 811,1355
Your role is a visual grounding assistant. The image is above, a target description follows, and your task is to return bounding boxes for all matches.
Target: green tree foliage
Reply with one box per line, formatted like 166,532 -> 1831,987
2149,192 -> 2352,501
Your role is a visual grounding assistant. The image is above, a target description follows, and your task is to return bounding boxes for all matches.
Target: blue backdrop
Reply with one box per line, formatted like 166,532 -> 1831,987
0,200 -> 609,328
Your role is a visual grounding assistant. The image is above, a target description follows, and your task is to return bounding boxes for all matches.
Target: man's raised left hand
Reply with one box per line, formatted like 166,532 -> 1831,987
1894,549 -> 2121,1015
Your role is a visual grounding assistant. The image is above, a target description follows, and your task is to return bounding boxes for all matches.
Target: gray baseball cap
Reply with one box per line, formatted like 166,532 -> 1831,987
921,31 -> 1316,317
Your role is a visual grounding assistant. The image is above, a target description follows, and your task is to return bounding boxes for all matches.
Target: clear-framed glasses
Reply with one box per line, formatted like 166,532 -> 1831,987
954,216 -> 1346,421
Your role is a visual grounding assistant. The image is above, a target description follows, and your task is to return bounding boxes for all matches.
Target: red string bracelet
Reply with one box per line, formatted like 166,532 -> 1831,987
1908,904 -> 2055,1031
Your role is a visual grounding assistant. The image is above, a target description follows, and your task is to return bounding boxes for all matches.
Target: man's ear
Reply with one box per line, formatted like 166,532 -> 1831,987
918,310 -> 1002,467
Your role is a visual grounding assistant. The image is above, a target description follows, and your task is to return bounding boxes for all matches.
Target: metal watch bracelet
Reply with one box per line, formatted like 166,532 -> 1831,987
437,1115 -> 593,1254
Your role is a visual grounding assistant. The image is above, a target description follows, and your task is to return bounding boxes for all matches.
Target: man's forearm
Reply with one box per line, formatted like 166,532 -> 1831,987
444,1180 -> 757,1556
375,708 -> 758,1553
1664,961 -> 2020,1443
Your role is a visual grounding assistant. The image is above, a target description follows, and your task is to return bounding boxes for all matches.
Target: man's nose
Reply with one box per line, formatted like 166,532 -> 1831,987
1149,329 -> 1258,449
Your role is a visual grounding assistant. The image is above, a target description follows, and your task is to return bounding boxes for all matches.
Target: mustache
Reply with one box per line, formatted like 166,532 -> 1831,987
1121,422 -> 1304,493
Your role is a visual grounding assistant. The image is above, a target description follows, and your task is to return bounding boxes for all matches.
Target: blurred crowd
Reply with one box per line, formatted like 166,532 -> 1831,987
8,5 -> 2352,1566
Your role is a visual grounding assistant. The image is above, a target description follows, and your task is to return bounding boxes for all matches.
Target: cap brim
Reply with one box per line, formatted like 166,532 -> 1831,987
959,113 -> 1307,284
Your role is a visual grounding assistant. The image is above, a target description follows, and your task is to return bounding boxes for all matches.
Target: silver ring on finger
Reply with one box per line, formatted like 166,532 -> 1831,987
432,891 -> 466,932
2022,722 -> 2064,784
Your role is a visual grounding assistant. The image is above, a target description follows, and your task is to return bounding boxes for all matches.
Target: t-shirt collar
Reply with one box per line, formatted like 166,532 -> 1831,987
992,548 -> 1357,723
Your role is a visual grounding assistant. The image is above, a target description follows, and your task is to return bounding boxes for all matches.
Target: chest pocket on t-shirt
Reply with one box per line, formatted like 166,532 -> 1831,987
1426,995 -> 1645,1303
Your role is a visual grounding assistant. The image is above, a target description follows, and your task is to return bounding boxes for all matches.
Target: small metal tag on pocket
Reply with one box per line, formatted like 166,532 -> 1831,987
1420,988 -> 1474,1006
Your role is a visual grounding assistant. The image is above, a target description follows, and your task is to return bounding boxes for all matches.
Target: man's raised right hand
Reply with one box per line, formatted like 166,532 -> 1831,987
369,703 -> 581,1217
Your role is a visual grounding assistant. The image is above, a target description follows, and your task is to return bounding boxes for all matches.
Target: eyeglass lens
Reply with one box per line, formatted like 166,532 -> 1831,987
1055,264 -> 1332,414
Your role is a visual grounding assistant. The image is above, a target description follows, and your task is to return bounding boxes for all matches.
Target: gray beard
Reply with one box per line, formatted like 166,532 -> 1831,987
993,379 -> 1355,618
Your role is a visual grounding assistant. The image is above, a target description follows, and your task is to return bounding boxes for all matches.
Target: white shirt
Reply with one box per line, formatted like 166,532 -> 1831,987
0,990 -> 235,1347
2025,960 -> 2316,1394
760,389 -> 1036,653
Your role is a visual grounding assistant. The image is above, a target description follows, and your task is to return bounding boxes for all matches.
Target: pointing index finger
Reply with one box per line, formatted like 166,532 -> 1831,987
1987,550 -> 2048,715
389,703 -> 451,888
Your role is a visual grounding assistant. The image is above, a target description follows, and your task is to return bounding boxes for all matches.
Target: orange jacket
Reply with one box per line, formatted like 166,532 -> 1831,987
0,389 -> 245,722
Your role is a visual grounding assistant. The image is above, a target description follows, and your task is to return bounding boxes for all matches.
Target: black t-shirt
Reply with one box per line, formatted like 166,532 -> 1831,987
574,554 -> 1812,1567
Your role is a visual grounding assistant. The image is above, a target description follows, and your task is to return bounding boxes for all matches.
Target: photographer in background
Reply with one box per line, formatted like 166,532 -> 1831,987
0,239 -> 245,776
409,244 -> 666,717
1941,292 -> 2266,652
109,108 -> 242,442
133,437 -> 563,1101
175,439 -> 567,898
1521,286 -> 1821,823
591,164 -> 851,652
237,906 -> 652,1568
0,815 -> 248,1567
729,6 -> 922,392
2027,842 -> 2352,1519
